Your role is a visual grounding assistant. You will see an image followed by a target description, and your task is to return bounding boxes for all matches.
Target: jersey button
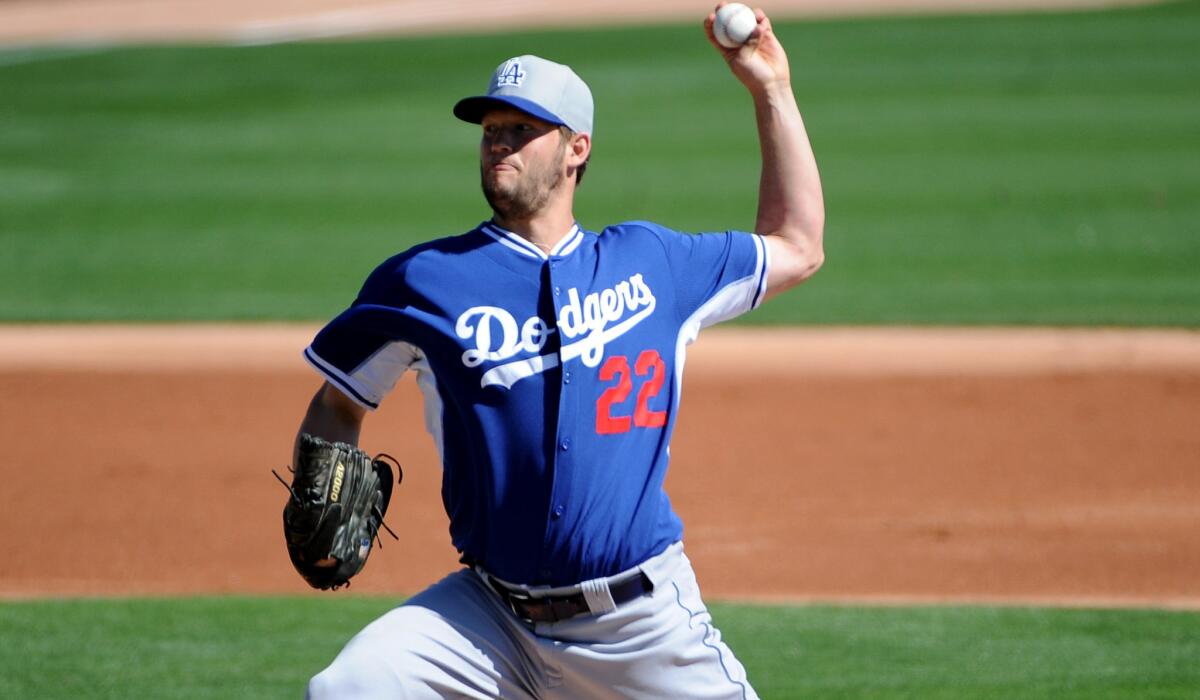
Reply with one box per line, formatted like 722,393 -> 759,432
560,439 -> 570,451
552,505 -> 565,519
563,370 -> 571,384
554,286 -> 561,296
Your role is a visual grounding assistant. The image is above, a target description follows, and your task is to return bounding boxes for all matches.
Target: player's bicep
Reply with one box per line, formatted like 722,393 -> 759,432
761,235 -> 823,302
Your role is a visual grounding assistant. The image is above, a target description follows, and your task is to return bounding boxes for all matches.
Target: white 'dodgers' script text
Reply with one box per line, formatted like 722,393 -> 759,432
455,274 -> 657,389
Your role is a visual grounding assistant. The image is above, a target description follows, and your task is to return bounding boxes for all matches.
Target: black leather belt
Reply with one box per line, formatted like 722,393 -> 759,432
486,572 -> 654,624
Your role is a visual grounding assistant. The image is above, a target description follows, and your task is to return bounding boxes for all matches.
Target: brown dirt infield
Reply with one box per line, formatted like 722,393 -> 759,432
1,325 -> 1197,608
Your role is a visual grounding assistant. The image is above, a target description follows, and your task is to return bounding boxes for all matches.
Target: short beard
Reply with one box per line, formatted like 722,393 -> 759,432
481,138 -> 567,221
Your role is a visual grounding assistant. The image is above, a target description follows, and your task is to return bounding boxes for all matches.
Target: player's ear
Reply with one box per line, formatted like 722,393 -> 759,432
568,132 -> 591,168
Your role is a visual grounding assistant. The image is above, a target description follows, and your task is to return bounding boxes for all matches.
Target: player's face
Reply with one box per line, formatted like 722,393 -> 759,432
479,109 -> 570,220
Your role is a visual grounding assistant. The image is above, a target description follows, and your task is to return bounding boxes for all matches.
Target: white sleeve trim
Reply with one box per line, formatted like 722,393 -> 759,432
751,233 -> 769,309
672,260 -> 766,401
303,340 -> 421,411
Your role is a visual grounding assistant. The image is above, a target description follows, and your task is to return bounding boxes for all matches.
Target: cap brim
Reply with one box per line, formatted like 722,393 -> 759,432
453,95 -> 568,128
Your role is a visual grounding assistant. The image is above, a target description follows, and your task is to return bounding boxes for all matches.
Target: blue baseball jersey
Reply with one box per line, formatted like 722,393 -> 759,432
305,220 -> 768,586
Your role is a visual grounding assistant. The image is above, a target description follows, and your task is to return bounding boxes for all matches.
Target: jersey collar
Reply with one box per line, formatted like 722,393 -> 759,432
481,221 -> 585,261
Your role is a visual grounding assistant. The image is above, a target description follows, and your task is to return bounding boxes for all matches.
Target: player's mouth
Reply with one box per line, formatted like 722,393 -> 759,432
487,157 -> 520,171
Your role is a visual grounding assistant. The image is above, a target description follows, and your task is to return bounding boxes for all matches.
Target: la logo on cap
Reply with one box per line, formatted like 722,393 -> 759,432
453,55 -> 594,135
496,59 -> 526,87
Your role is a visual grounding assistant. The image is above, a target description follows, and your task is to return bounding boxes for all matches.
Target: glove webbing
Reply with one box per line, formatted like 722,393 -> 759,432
271,461 -> 401,550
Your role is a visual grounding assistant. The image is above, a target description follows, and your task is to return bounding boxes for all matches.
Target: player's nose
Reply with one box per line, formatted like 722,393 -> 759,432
487,134 -> 515,154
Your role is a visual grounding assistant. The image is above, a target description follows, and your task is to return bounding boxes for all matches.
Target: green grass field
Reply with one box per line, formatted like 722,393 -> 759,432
2,4 -> 1198,697
1,597 -> 1197,699
1,1 -> 1197,323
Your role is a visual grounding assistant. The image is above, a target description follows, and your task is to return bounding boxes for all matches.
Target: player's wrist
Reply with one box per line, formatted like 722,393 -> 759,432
749,79 -> 797,110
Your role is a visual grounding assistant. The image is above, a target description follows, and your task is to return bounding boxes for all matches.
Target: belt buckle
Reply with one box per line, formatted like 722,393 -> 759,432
501,587 -> 534,617
490,580 -> 548,623
485,574 -> 602,624
509,589 -> 578,623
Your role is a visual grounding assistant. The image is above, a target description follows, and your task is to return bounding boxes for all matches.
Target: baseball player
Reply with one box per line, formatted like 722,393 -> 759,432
295,4 -> 823,698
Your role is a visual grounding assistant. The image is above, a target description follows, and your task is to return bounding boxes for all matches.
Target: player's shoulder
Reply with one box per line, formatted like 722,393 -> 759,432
597,220 -> 728,258
358,227 -> 486,299
376,226 -> 490,271
599,220 -> 677,238
596,220 -> 683,251
405,227 -> 485,260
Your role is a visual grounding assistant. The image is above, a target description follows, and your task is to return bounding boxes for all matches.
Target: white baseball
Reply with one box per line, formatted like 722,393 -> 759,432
713,3 -> 757,49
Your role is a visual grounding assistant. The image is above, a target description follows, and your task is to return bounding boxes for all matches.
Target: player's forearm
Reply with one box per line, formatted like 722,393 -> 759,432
295,384 -> 366,460
752,82 -> 825,273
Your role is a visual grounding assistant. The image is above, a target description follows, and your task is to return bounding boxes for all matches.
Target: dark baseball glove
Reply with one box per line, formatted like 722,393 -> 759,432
272,433 -> 401,590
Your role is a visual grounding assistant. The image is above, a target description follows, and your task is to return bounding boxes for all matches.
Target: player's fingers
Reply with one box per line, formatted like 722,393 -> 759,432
750,13 -> 774,44
706,3 -> 732,41
703,13 -> 734,55
706,0 -> 727,32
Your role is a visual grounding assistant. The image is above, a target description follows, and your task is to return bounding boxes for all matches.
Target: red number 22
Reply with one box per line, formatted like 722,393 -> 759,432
596,350 -> 668,434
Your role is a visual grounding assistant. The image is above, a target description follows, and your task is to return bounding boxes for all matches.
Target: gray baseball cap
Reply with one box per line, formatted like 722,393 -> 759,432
454,55 -> 594,135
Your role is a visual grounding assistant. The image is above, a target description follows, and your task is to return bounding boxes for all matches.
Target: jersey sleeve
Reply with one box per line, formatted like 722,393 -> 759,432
647,224 -> 769,329
303,256 -> 420,411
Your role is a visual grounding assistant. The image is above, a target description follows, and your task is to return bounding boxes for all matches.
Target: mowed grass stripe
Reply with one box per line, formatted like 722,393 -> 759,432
0,1 -> 1197,323
1,597 -> 1197,699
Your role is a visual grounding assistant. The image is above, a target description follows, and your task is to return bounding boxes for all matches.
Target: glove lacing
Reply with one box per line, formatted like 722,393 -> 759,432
271,463 -> 401,548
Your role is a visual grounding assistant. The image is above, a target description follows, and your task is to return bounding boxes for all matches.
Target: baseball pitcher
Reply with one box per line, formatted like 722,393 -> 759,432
280,4 -> 824,697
